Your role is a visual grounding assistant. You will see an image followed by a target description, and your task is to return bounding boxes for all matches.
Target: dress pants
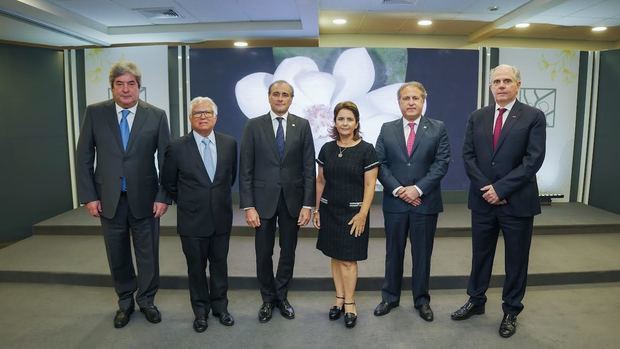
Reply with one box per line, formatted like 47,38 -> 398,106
100,193 -> 160,311
467,210 -> 534,315
381,211 -> 437,307
180,234 -> 230,317
255,190 -> 299,303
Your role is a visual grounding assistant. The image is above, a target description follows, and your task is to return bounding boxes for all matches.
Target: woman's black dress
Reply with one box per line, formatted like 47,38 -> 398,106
316,140 -> 379,261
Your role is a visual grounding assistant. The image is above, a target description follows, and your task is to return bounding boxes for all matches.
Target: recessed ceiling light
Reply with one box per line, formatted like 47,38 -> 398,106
233,41 -> 248,47
418,19 -> 432,26
592,26 -> 607,32
333,18 -> 347,25
488,6 -> 499,11
515,23 -> 530,28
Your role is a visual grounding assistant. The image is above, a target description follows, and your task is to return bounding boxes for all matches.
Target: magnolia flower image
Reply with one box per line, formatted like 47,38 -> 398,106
235,48 -> 426,153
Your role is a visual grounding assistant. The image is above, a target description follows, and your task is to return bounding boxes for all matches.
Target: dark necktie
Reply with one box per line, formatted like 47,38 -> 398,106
493,108 -> 506,150
275,117 -> 285,159
120,109 -> 130,191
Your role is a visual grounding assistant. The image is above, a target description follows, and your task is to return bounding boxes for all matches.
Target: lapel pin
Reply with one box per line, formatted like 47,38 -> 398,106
511,115 -> 516,118
291,123 -> 296,127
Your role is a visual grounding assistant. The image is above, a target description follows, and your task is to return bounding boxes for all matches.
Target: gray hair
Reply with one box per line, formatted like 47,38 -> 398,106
268,80 -> 295,96
109,61 -> 142,88
189,96 -> 218,117
490,64 -> 521,83
397,81 -> 427,99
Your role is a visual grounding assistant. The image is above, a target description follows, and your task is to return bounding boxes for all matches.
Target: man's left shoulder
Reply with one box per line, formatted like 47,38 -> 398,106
289,113 -> 310,126
215,131 -> 236,145
421,116 -> 446,128
138,100 -> 166,115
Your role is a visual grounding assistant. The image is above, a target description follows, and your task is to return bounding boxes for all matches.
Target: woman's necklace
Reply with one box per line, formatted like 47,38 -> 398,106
337,140 -> 355,158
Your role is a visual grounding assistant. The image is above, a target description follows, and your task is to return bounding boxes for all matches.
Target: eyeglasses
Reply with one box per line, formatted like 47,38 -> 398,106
192,110 -> 216,119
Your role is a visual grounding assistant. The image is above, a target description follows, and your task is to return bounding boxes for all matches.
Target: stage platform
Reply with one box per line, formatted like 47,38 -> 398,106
1,203 -> 618,291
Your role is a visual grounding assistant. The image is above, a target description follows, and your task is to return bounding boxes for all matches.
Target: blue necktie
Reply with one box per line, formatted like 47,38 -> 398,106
201,139 -> 216,180
120,109 -> 130,191
275,117 -> 285,160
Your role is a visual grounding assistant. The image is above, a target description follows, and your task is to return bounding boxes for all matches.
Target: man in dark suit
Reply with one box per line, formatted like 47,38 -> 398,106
374,82 -> 450,322
76,61 -> 171,328
239,80 -> 315,323
451,64 -> 546,338
162,97 -> 237,333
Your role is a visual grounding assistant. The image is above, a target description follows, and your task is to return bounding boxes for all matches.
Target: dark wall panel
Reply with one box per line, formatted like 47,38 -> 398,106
0,44 -> 72,241
589,49 -> 620,213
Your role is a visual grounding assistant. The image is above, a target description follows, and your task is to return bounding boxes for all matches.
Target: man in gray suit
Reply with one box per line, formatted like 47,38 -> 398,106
76,61 -> 171,328
239,80 -> 315,323
374,82 -> 450,322
162,97 -> 237,333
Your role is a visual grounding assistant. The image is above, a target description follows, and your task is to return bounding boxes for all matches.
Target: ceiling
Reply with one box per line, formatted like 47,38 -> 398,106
0,0 -> 618,48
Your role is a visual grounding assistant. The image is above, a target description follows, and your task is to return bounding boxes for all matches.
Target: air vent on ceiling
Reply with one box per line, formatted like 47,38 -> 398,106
382,0 -> 416,4
133,7 -> 183,20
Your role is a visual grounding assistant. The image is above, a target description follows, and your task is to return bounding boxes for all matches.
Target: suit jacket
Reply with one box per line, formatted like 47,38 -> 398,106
76,99 -> 171,219
376,116 -> 450,214
463,99 -> 546,217
161,131 -> 237,237
239,113 -> 315,218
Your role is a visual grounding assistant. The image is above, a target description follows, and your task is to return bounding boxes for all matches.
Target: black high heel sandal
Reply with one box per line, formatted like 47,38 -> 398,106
344,302 -> 357,328
329,296 -> 345,320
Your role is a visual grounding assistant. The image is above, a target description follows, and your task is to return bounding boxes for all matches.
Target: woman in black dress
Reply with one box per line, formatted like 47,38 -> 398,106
313,101 -> 379,328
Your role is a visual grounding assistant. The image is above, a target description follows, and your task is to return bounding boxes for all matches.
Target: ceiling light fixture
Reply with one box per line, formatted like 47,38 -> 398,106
333,18 -> 347,25
592,26 -> 607,32
233,41 -> 248,47
418,19 -> 432,26
488,6 -> 499,11
515,23 -> 530,28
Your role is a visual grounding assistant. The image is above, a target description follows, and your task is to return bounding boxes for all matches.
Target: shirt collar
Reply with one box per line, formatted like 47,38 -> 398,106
270,110 -> 289,120
497,99 -> 516,113
115,102 -> 138,115
192,130 -> 216,144
402,116 -> 421,129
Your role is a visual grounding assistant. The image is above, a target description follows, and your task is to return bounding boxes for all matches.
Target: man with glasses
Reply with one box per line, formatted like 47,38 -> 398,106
162,97 -> 237,333
239,80 -> 315,323
76,61 -> 171,328
451,64 -> 546,338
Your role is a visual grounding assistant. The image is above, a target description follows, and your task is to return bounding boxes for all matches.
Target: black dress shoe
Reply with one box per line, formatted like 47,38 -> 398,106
373,301 -> 399,316
499,313 -> 517,338
451,301 -> 485,320
140,305 -> 162,323
258,302 -> 274,323
193,317 -> 208,333
417,304 -> 434,322
329,305 -> 344,320
344,302 -> 357,328
277,299 -> 295,319
213,310 -> 235,326
113,308 -> 134,328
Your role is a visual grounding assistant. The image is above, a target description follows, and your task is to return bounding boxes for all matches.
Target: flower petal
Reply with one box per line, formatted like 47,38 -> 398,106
332,48 -> 375,103
359,113 -> 401,147
235,72 -> 272,118
273,56 -> 319,88
364,83 -> 402,116
294,72 -> 336,107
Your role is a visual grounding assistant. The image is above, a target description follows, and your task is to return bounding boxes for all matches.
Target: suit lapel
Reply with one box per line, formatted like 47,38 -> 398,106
483,107 -> 495,157
392,119 -> 408,158
260,114 -> 281,161
493,101 -> 521,156
410,116 -> 427,157
282,114 -> 299,160
104,101 -> 124,152
127,101 -> 147,152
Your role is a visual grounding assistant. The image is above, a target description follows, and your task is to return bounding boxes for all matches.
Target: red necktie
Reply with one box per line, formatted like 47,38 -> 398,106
493,108 -> 506,150
406,122 -> 416,156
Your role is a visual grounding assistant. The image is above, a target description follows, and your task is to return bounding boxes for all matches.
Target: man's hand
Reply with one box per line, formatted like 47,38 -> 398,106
245,208 -> 261,228
398,185 -> 420,204
153,202 -> 168,218
481,184 -> 502,205
85,200 -> 102,217
297,207 -> 311,226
